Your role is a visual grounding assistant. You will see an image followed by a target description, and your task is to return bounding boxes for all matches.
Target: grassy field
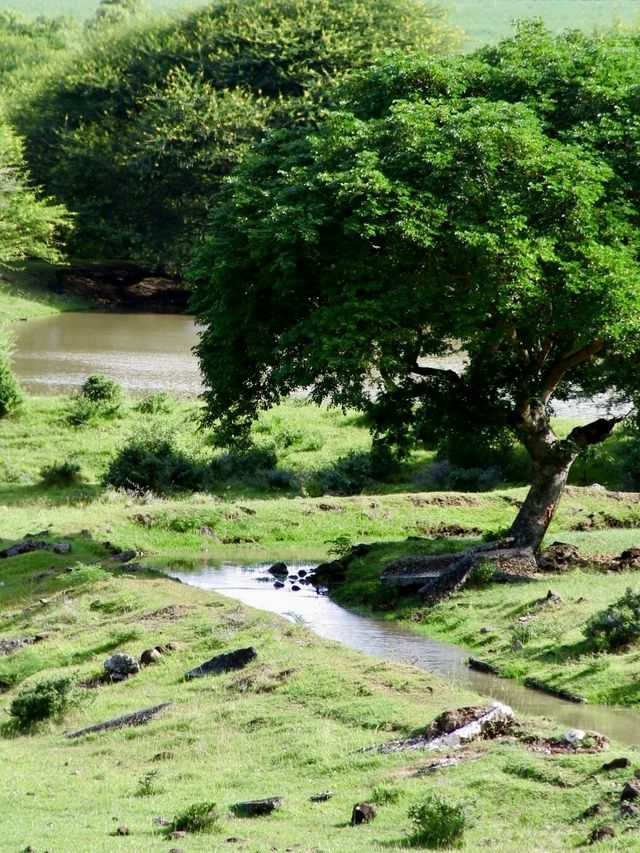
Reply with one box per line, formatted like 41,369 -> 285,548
3,551 -> 640,851
0,263 -> 88,326
3,0 -> 639,48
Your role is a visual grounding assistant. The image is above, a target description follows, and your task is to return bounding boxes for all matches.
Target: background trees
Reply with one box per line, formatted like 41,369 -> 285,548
190,25 -> 640,550
14,0 -> 456,269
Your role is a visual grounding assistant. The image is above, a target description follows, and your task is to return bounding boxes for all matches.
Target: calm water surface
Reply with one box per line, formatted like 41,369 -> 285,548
12,312 -> 203,395
172,562 -> 640,747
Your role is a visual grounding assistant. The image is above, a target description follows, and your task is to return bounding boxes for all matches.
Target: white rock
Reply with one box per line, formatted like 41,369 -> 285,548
564,728 -> 586,743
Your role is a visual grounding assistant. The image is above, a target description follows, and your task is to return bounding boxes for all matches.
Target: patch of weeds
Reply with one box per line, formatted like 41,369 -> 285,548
326,535 -> 353,559
9,676 -> 81,729
466,559 -> 496,588
371,782 -> 405,805
167,801 -> 220,834
135,769 -> 162,797
134,392 -> 172,415
89,595 -> 136,615
407,794 -> 470,848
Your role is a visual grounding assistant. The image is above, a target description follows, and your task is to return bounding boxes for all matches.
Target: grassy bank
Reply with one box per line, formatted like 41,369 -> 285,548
0,262 -> 87,325
2,548 -> 640,850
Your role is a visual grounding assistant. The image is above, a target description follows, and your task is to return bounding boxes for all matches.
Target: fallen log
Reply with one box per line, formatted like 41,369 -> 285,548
66,702 -> 174,738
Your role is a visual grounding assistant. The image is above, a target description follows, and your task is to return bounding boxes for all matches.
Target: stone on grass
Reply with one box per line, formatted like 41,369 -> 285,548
115,826 -> 132,836
564,729 -> 586,744
184,647 -> 257,680
140,648 -> 162,666
66,702 -> 174,738
588,826 -> 615,844
602,758 -> 631,772
310,791 -> 333,802
230,797 -> 283,817
351,803 -> 376,825
104,652 -> 140,682
621,779 -> 640,801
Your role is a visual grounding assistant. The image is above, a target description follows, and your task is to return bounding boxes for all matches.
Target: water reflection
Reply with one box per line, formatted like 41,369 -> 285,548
172,561 -> 640,747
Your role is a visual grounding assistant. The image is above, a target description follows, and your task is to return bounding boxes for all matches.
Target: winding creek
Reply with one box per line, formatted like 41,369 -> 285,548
172,562 -> 640,748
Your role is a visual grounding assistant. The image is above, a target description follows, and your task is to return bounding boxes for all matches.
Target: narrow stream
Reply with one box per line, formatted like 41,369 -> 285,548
171,562 -> 640,747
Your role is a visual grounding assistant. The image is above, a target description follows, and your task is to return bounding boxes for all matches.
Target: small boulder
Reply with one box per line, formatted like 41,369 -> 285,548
581,802 -> 606,819
588,826 -> 615,844
104,652 -> 140,682
564,729 -> 586,744
273,581 -> 285,589
621,801 -> 640,817
310,791 -> 333,802
52,543 -> 72,555
351,803 -> 376,825
291,584 -> 301,592
621,779 -> 640,801
231,797 -> 283,817
602,757 -> 631,772
115,826 -> 132,836
140,648 -> 162,666
268,562 -> 288,577
539,541 -> 580,572
111,549 -> 137,563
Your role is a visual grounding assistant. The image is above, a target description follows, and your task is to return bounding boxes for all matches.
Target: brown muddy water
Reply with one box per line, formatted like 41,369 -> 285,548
171,561 -> 640,747
12,312 -> 203,395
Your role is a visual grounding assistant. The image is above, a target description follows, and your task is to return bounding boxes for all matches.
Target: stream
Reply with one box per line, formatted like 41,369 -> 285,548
172,561 -> 640,748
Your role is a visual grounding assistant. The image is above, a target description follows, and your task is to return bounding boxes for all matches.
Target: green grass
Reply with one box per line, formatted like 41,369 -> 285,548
0,262 -> 89,326
1,556 -> 640,850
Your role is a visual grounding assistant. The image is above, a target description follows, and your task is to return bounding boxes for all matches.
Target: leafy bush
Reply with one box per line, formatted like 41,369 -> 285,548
314,446 -> 399,496
64,395 -> 104,426
80,373 -> 123,406
407,794 -> 469,848
584,588 -> 640,649
466,559 -> 496,588
134,392 -> 172,414
261,468 -> 300,491
10,676 -> 79,727
415,459 -> 504,492
0,339 -> 23,418
167,801 -> 220,834
210,446 -> 278,482
39,460 -> 85,487
102,427 -> 206,493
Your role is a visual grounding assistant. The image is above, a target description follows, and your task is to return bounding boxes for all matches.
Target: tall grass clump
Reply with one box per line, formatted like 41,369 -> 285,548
407,794 -> 469,847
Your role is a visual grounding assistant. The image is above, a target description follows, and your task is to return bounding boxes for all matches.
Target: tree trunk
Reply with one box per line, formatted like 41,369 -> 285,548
507,455 -> 575,552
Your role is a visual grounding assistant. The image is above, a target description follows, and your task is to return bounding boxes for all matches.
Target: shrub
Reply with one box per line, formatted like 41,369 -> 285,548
261,468 -> 300,491
135,392 -> 172,415
0,340 -> 23,418
415,459 -> 504,492
466,559 -> 496,588
210,446 -> 278,482
584,588 -> 640,650
10,676 -> 78,727
64,395 -> 104,426
102,427 -> 206,493
407,794 -> 469,848
167,801 -> 220,834
39,460 -> 85,487
80,373 -> 123,407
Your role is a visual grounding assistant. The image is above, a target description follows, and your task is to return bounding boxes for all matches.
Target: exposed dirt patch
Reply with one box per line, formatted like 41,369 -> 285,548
408,495 -> 479,508
138,604 -> 193,623
414,521 -> 483,537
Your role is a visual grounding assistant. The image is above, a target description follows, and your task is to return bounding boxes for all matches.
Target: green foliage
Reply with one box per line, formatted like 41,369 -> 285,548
17,0 -> 455,268
0,11 -> 76,93
0,121 -> 68,264
467,559 -> 496,589
416,460 -> 504,492
313,447 -> 399,496
9,675 -> 78,727
63,395 -> 105,426
134,392 -> 172,415
39,459 -> 85,486
0,337 -> 22,418
584,588 -> 640,650
102,425 -> 206,493
210,446 -> 278,483
407,794 -> 469,847
167,801 -> 220,834
80,373 -> 122,405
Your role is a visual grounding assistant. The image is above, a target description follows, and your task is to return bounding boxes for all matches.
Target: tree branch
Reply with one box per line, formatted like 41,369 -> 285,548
410,364 -> 461,383
567,415 -> 624,448
540,339 -> 606,403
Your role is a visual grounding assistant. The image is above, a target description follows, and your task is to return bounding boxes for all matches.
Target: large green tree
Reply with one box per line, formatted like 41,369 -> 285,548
15,0 -> 455,270
190,24 -> 640,552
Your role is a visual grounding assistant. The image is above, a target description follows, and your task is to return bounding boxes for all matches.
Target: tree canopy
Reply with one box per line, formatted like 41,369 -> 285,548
190,24 -> 640,549
15,0 -> 456,269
